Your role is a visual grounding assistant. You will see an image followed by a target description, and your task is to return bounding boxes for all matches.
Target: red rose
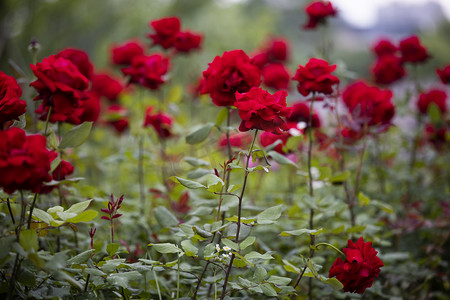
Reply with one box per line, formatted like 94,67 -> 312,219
399,36 -> 430,64
262,63 -> 291,90
202,50 -> 262,107
105,104 -> 129,134
52,160 -> 74,180
148,17 -> 181,49
251,52 -> 270,69
235,87 -> 292,134
417,89 -> 447,115
30,55 -> 89,123
303,1 -> 337,29
174,31 -> 203,53
77,91 -> 101,123
121,54 -> 170,90
329,237 -> 384,294
143,106 -> 173,139
287,101 -> 321,128
437,65 -> 450,84
425,123 -> 447,150
56,48 -> 94,80
92,73 -> 124,102
0,71 -> 27,126
0,128 -> 52,194
371,54 -> 405,85
342,81 -> 395,126
340,126 -> 365,144
111,40 -> 145,65
260,131 -> 289,153
218,132 -> 253,149
372,39 -> 398,57
292,58 -> 339,96
266,37 -> 290,62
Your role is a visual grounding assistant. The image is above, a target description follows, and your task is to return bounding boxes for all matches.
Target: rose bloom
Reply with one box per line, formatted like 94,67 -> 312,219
0,71 -> 27,126
417,89 -> 447,115
235,87 -> 292,134
201,49 -> 262,107
329,237 -> 384,294
121,54 -> 170,90
218,132 -> 253,149
371,54 -> 405,85
372,39 -> 398,57
260,131 -> 289,154
286,101 -> 321,128
92,73 -> 124,102
437,65 -> 450,84
40,158 -> 75,194
342,81 -> 395,126
340,126 -> 365,145
303,0 -> 337,29
399,35 -> 430,64
30,55 -> 89,123
266,37 -> 290,62
148,16 -> 181,49
111,39 -> 145,65
143,106 -> 173,139
425,123 -> 448,150
76,91 -> 101,123
262,63 -> 291,90
56,48 -> 94,80
0,128 -> 53,194
292,58 -> 339,96
105,104 -> 129,134
174,31 -> 203,53
251,52 -> 270,70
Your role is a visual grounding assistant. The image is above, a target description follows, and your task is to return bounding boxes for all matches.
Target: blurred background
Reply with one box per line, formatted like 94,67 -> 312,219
1,0 -> 449,86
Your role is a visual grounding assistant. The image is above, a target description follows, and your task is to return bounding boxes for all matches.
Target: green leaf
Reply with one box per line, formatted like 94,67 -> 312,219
65,199 -> 93,214
203,243 -> 216,260
244,251 -> 273,260
307,259 -> 319,278
215,107 -> 229,127
83,268 -> 106,276
32,208 -> 54,224
149,243 -> 183,254
240,236 -> 256,250
280,228 -> 324,237
170,176 -> 206,189
371,200 -> 395,214
59,122 -> 93,149
347,225 -> 366,233
227,184 -> 242,193
48,130 -> 59,150
267,275 -> 292,286
107,271 -> 142,288
107,243 -> 120,256
253,266 -> 267,282
68,250 -> 93,265
181,240 -> 198,257
322,277 -> 344,290
267,150 -> 297,167
67,210 -> 98,223
186,123 -> 214,144
329,170 -> 351,184
358,192 -> 370,206
167,85 -> 183,103
260,283 -> 277,296
184,157 -> 210,167
283,259 -> 300,274
221,238 -> 239,251
205,173 -> 224,193
19,229 -> 38,252
154,206 -> 179,228
257,205 -> 283,225
56,211 -> 77,221
193,226 -> 213,238
428,102 -> 443,124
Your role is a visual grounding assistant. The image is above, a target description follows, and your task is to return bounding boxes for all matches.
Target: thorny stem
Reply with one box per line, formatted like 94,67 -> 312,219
27,193 -> 39,229
220,129 -> 258,299
6,198 -> 15,225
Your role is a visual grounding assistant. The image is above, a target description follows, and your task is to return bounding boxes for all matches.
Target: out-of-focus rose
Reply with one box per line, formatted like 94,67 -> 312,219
260,131 -> 289,154
174,31 -> 202,53
266,37 -> 290,62
262,63 -> 291,90
92,73 -> 124,102
437,65 -> 450,85
111,40 -> 145,66
218,132 -> 253,149
0,128 -> 53,194
202,50 -> 261,107
235,87 -> 292,134
371,54 -> 405,85
171,192 -> 191,214
286,101 -> 321,129
292,58 -> 339,96
399,35 -> 430,64
0,71 -> 27,126
56,48 -> 94,80
121,54 -> 170,90
303,1 -> 337,29
143,106 -> 173,139
372,39 -> 398,57
148,17 -> 181,49
417,89 -> 447,115
105,104 -> 129,134
329,237 -> 384,294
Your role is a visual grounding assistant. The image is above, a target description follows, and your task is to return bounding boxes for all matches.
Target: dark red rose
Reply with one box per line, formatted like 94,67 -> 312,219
340,126 -> 365,144
218,132 -> 253,149
105,104 -> 129,134
262,63 -> 291,90
417,89 -> 447,115
174,31 -> 202,53
52,160 -> 74,180
30,55 -> 89,123
399,36 -> 430,64
148,17 -> 181,49
303,1 -> 337,29
92,73 -> 124,102
287,101 -> 321,128
171,192 -> 190,214
425,123 -> 448,150
342,81 -> 395,126
121,54 -> 170,90
372,39 -> 398,57
0,71 -> 27,125
111,40 -> 145,66
293,58 -> 339,96
77,91 -> 101,123
266,37 -> 290,62
260,131 -> 289,153
437,65 -> 450,84
329,237 -> 384,294
371,54 -> 405,85
143,106 -> 173,139
251,52 -> 270,70
202,50 -> 262,107
235,87 -> 292,134
56,48 -> 94,80
0,128 -> 52,194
